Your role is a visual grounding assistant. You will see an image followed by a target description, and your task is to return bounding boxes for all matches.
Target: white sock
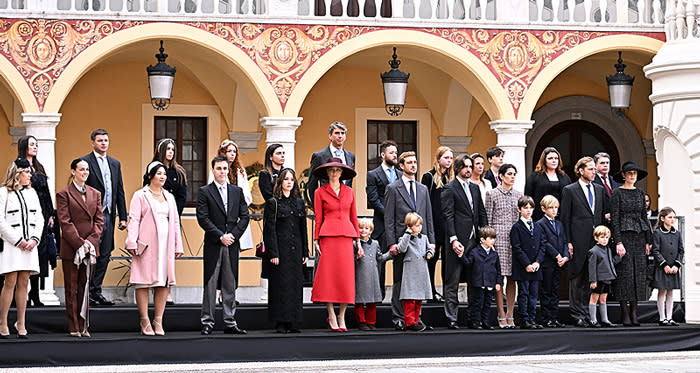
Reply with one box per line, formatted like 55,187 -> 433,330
665,291 -> 674,321
657,290 -> 667,320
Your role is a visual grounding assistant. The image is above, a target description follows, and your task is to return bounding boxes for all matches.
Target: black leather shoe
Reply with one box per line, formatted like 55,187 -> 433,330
589,321 -> 602,328
394,323 -> 405,331
418,322 -> 433,331
483,325 -> 496,330
543,320 -> 556,328
521,320 -> 534,329
668,320 -> 680,326
468,324 -> 483,330
600,321 -> 617,328
406,323 -> 426,332
533,323 -> 544,329
554,320 -> 566,328
90,294 -> 114,306
574,319 -> 590,328
201,325 -> 213,335
224,325 -> 247,334
447,321 -> 460,330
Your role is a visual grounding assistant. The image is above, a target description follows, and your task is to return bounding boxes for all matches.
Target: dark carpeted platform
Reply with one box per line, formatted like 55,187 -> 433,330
0,302 -> 691,367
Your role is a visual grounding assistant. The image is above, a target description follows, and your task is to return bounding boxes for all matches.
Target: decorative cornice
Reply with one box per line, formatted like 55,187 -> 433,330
229,131 -> 262,154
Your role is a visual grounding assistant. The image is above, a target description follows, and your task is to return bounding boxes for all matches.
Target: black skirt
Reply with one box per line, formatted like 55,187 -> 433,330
611,231 -> 649,301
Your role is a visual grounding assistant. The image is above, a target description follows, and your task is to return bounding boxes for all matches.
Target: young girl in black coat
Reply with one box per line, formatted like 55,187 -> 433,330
651,207 -> 683,326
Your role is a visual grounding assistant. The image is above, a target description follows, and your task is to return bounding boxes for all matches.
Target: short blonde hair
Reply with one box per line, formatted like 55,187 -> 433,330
404,212 -> 423,228
3,161 -> 31,192
358,218 -> 374,232
593,225 -> 611,239
540,195 -> 560,209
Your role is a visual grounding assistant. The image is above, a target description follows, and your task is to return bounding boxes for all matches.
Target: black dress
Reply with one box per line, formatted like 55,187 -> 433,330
610,188 -> 652,301
163,167 -> 187,216
524,171 -> 571,221
258,168 -> 281,203
31,172 -> 57,277
263,195 -> 309,324
420,169 -> 448,283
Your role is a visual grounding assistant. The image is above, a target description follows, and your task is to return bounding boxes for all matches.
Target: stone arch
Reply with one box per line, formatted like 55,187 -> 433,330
528,95 -> 645,178
520,34 -> 664,120
0,56 -> 41,113
44,23 -> 282,116
284,29 -> 511,121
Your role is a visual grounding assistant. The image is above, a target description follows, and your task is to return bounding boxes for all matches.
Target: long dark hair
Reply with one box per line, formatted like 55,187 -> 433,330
272,168 -> 299,199
654,206 -> 677,230
534,147 -> 565,175
17,135 -> 47,177
264,144 -> 284,176
142,162 -> 167,187
68,158 -> 89,185
153,138 -> 187,184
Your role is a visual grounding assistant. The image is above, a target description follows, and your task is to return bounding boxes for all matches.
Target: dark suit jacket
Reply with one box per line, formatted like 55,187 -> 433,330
560,181 -> 606,279
366,165 -> 402,242
307,147 -> 356,206
484,169 -> 499,189
81,152 -> 127,221
56,184 -> 104,260
384,178 -> 434,247
459,246 -> 502,288
592,174 -> 621,218
535,217 -> 569,268
196,182 -> 250,284
509,220 -> 546,282
441,179 -> 487,251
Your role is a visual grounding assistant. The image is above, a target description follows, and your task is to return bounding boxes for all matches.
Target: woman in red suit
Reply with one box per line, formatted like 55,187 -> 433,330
311,157 -> 361,332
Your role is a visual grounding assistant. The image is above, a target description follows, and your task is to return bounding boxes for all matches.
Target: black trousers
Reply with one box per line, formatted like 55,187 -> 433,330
568,271 -> 590,322
469,286 -> 493,326
540,264 -> 562,322
90,211 -> 114,297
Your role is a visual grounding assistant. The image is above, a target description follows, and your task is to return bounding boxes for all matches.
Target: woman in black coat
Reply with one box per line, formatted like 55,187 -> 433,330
524,147 -> 571,221
610,161 -> 652,326
263,169 -> 309,333
18,135 -> 58,307
420,146 -> 454,302
151,138 -> 187,216
259,144 -> 286,202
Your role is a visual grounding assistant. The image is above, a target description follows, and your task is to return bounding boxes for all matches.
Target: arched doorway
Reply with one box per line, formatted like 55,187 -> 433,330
533,120 -> 620,181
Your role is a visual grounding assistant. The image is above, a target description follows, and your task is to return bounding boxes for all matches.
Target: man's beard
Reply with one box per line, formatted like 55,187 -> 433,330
385,158 -> 395,167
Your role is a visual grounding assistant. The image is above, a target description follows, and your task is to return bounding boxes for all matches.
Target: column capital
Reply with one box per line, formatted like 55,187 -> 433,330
259,116 -> 302,130
260,117 -> 303,169
22,113 -> 61,141
229,132 -> 262,154
488,120 -> 534,135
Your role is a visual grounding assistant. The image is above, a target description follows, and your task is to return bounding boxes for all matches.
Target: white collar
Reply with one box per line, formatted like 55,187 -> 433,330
521,216 -> 533,226
329,145 -> 343,154
214,180 -> 227,190
72,181 -> 86,193
381,163 -> 394,173
578,178 -> 592,188
93,151 -> 107,159
402,175 -> 415,184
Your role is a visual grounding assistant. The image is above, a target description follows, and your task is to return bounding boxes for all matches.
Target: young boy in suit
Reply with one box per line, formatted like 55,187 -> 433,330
510,196 -> 545,329
588,225 -> 622,328
459,226 -> 501,330
536,195 -> 569,328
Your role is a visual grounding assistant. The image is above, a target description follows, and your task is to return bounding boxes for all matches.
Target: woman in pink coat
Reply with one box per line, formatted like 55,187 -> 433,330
126,162 -> 184,336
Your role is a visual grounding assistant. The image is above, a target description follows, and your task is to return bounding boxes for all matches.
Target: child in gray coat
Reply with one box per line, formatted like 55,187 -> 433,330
588,225 -> 623,328
397,212 -> 434,332
354,218 -> 392,331
651,207 -> 683,326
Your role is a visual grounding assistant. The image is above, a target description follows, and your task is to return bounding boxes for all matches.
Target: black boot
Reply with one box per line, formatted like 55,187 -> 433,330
27,276 -> 43,307
620,301 -> 632,326
630,301 -> 640,326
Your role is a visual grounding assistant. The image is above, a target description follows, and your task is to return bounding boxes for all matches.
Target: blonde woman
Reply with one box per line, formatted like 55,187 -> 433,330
420,146 -> 453,302
0,159 -> 43,338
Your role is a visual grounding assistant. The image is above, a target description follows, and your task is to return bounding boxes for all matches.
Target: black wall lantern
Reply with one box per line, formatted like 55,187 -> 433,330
147,40 -> 176,111
380,47 -> 410,116
606,51 -> 634,111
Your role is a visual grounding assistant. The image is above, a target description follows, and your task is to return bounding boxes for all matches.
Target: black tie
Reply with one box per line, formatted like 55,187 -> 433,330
409,180 -> 416,210
527,220 -> 533,233
551,219 -> 557,234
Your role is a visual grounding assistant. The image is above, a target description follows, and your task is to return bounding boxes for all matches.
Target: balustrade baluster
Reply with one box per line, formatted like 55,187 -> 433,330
452,0 -> 464,19
404,0 -> 415,18
600,0 -> 608,23
567,0 -> 574,22
534,0 -> 543,21
676,0 -> 686,38
479,0 -> 485,20
665,0 -> 675,38
687,0 -> 696,39
583,0 -> 591,23
435,0 -> 447,19
638,0 -> 647,24
551,0 -> 560,21
652,0 -> 662,24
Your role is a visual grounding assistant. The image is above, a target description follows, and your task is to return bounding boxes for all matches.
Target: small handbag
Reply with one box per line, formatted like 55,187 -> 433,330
135,240 -> 149,256
255,199 -> 278,259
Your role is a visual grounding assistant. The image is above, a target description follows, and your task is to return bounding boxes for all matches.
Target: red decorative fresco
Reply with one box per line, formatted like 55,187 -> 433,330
0,19 -> 665,115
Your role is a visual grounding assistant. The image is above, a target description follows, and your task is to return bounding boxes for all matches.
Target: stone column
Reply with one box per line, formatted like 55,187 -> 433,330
22,112 -> 61,306
645,36 -> 700,323
259,117 -> 302,170
439,136 -> 471,156
488,120 -> 533,192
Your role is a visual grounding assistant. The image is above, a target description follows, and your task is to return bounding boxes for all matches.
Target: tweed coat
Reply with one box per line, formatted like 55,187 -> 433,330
485,186 -> 522,276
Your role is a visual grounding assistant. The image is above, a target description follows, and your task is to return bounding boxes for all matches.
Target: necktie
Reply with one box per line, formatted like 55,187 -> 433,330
551,219 -> 557,234
387,168 -> 395,183
602,177 -> 612,196
408,180 -> 416,210
99,157 -> 112,214
586,184 -> 594,210
335,149 -> 342,160
219,185 -> 227,211
463,182 -> 473,211
527,220 -> 533,233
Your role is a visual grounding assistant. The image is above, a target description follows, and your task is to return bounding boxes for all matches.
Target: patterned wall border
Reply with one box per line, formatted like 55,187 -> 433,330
0,19 -> 665,115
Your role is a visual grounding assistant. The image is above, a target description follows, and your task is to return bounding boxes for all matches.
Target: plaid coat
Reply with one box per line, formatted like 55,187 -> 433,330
485,186 -> 522,276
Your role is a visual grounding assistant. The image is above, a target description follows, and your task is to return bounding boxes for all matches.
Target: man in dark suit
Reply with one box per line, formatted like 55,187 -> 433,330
307,122 -> 355,206
560,156 -> 606,327
81,129 -> 127,306
441,154 -> 487,329
384,151 -> 435,330
366,140 -> 401,297
592,152 -> 621,223
483,147 -> 504,188
196,156 -> 250,335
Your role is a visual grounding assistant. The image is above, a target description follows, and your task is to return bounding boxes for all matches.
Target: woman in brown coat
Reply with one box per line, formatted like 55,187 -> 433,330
56,159 -> 104,337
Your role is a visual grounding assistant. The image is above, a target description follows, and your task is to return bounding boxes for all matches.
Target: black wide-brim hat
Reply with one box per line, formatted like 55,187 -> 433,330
312,157 -> 356,180
613,161 -> 648,183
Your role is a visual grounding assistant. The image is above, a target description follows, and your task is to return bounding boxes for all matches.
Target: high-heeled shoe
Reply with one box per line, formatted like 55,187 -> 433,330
0,324 -> 9,339
69,331 -> 81,337
326,317 -> 341,332
81,330 -> 91,338
140,318 -> 155,336
497,317 -> 508,329
14,322 -> 27,339
506,317 -> 516,329
152,318 -> 165,336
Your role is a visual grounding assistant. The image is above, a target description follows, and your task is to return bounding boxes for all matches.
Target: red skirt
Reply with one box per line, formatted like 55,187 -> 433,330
311,236 -> 355,304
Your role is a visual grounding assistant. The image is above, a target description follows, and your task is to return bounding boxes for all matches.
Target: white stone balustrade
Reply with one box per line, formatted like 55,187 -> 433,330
0,0 -> 671,30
